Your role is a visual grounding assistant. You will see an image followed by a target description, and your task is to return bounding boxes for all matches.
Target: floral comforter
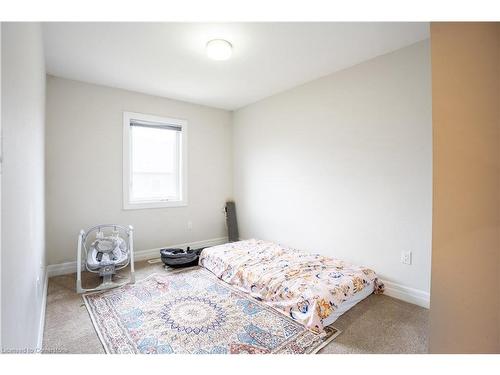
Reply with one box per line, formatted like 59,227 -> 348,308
199,239 -> 384,333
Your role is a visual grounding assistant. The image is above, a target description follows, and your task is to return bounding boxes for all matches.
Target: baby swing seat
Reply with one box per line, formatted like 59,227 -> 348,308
76,224 -> 135,293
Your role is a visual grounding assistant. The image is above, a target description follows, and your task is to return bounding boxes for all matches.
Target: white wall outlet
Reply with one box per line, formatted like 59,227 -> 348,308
187,221 -> 193,230
401,251 -> 412,265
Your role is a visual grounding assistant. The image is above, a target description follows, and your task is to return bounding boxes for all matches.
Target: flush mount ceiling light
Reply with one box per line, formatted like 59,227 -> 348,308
206,39 -> 232,61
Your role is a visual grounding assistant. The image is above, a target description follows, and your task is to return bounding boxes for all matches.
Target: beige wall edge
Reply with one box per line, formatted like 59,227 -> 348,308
429,22 -> 500,354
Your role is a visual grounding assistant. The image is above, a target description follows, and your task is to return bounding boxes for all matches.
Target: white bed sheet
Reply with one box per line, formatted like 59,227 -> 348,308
323,282 -> 375,326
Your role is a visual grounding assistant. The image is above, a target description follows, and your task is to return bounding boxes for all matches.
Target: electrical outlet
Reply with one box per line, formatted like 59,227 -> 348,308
401,251 -> 412,265
187,221 -> 193,230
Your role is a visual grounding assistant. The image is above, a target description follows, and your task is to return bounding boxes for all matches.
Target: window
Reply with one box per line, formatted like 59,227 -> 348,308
123,112 -> 187,209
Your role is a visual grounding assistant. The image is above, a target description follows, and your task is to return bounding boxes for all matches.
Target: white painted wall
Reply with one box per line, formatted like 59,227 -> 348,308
46,76 -> 232,265
1,23 -> 46,351
233,40 -> 432,294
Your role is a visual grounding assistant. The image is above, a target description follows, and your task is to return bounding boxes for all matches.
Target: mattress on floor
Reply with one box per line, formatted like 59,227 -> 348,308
322,281 -> 374,327
199,239 -> 384,333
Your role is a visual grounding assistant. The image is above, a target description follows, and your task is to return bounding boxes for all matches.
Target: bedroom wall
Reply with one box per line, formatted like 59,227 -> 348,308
45,76 -> 232,265
232,40 -> 432,299
429,22 -> 500,354
1,22 -> 46,351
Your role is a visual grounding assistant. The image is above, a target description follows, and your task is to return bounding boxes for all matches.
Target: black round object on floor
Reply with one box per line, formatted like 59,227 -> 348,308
160,247 -> 202,268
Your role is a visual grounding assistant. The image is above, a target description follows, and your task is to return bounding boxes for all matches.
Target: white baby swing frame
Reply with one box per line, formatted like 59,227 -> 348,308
76,224 -> 135,293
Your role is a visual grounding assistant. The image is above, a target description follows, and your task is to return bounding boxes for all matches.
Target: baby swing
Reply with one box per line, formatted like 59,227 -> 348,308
76,224 -> 135,293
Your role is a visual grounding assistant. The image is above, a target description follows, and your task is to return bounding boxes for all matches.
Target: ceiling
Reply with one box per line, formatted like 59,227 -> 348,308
43,23 -> 429,110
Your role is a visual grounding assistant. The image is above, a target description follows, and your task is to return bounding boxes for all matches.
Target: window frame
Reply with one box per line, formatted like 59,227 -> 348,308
123,111 -> 188,210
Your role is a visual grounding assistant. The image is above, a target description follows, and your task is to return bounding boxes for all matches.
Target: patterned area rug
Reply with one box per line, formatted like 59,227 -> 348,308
83,267 -> 340,354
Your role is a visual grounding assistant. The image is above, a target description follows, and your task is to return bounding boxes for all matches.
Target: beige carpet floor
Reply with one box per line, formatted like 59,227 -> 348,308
42,260 -> 429,354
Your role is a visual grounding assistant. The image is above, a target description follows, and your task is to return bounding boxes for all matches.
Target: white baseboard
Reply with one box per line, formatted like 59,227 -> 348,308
382,280 -> 430,309
37,268 -> 48,352
47,261 -> 77,278
47,237 -> 228,277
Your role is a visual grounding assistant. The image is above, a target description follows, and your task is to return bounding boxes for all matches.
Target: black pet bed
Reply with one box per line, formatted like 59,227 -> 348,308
160,247 -> 204,268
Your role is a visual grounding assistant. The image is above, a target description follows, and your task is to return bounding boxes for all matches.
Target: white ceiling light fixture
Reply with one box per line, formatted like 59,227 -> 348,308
206,39 -> 232,61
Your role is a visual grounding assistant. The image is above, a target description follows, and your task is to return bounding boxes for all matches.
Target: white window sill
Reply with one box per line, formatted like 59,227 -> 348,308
123,200 -> 187,210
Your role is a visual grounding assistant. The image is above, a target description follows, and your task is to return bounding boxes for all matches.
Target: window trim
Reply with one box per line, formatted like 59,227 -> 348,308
123,111 -> 188,210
